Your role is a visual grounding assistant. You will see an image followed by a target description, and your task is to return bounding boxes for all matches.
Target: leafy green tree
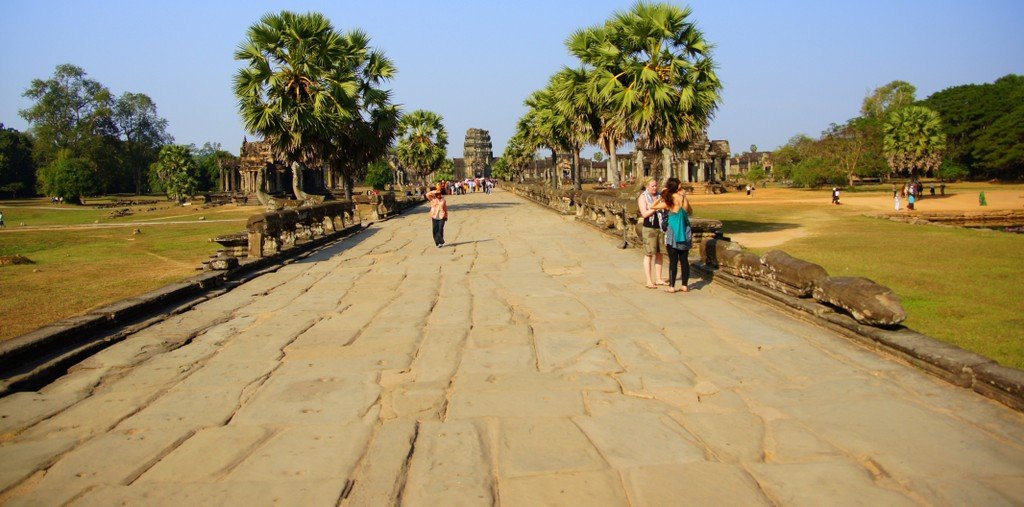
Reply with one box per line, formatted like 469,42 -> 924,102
19,64 -> 115,168
192,142 -> 237,191
364,159 -> 393,190
432,159 -> 455,183
395,110 -> 448,184
234,11 -> 362,200
152,145 -> 200,201
772,134 -> 817,181
0,124 -> 36,197
861,80 -> 917,119
113,92 -> 172,194
593,151 -> 604,162
518,85 -> 571,188
937,160 -> 968,181
745,165 -> 767,184
497,133 -> 532,182
918,74 -> 1023,179
883,106 -> 946,177
37,150 -> 98,203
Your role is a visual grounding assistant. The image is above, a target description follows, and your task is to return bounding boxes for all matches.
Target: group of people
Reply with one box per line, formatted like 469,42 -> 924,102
638,177 -> 694,293
440,178 -> 495,196
893,181 -> 942,211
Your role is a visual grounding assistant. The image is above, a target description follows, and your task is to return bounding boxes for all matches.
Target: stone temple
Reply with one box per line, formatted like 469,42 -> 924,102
461,128 -> 493,179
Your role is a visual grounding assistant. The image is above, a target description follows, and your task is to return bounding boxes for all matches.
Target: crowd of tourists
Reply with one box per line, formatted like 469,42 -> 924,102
637,177 -> 694,293
893,181 -> 944,211
436,178 -> 496,196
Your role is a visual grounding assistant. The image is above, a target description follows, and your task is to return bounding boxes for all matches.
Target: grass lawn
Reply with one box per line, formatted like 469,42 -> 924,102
695,185 -> 1024,369
0,197 -> 253,340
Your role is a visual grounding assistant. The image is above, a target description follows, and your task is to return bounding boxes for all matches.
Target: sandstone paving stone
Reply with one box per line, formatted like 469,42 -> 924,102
448,387 -> 585,420
75,480 -> 342,506
623,462 -> 772,506
668,411 -> 766,463
11,427 -> 194,505
782,397 -> 1024,482
459,345 -> 535,374
747,459 -> 918,506
226,422 -> 373,482
455,371 -> 619,395
762,418 -> 844,464
401,420 -> 494,506
467,324 -> 532,349
501,469 -> 628,506
342,418 -> 417,505
133,425 -> 274,483
19,387 -> 163,442
574,412 -> 706,468
498,417 -> 607,477
0,435 -> 78,492
0,391 -> 85,440
114,386 -> 244,431
230,371 -> 380,427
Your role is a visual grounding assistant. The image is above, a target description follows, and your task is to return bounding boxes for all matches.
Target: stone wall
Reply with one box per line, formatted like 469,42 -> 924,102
871,209 -> 1024,228
246,201 -> 360,259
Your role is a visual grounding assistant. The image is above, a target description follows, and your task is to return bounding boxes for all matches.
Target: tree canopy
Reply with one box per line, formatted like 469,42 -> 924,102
395,110 -> 448,183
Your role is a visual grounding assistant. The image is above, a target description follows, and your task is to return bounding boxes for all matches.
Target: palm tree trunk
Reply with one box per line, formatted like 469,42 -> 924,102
291,161 -> 312,201
550,148 -> 559,188
662,148 -> 673,185
572,149 -> 582,191
344,173 -> 355,202
609,147 -> 619,187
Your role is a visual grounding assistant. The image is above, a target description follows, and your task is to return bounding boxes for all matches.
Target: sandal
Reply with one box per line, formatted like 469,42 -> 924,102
646,283 -> 657,289
656,279 -> 669,286
665,287 -> 678,293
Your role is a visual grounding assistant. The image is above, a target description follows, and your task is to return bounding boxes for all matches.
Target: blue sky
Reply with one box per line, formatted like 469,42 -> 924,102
2,1 -> 1021,159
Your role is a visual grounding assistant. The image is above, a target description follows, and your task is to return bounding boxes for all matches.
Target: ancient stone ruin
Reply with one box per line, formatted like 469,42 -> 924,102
462,128 -> 493,179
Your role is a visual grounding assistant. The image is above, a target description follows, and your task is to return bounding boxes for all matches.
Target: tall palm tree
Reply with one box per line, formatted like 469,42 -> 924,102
883,106 -> 946,177
521,85 -> 572,188
234,11 -> 360,201
323,30 -> 400,201
572,2 -> 722,183
567,25 -> 631,187
552,68 -> 597,191
395,110 -> 448,184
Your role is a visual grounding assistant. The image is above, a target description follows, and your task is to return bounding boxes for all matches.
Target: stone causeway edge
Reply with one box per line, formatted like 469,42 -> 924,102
508,184 -> 1024,413
0,198 -> 425,396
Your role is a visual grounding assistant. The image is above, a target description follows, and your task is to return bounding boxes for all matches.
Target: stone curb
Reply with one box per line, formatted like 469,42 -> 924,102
510,185 -> 1024,413
0,205 -> 407,396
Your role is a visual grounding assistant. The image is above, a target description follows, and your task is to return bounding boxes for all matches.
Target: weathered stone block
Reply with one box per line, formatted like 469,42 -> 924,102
812,276 -> 907,326
702,238 -> 741,267
760,250 -> 828,297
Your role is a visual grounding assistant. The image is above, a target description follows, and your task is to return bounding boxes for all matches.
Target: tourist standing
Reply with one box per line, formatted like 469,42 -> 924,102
637,179 -> 667,288
894,186 -> 902,211
651,177 -> 693,293
746,184 -> 751,197
831,187 -> 841,205
427,185 -> 448,247
0,210 -> 5,228
908,191 -> 916,211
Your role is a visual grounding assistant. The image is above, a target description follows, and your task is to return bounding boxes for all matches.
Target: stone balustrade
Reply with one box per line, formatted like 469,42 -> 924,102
246,201 -> 360,259
352,191 -> 426,221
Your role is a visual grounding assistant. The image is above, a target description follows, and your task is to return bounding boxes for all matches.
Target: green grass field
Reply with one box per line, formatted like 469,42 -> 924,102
697,191 -> 1024,369
0,198 -> 253,339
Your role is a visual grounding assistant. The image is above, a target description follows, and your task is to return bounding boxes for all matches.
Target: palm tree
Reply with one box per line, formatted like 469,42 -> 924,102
572,2 -> 722,183
552,68 -> 597,191
883,106 -> 946,177
323,30 -> 400,201
234,11 -> 361,201
395,110 -> 448,184
520,85 -> 573,188
567,25 -> 630,187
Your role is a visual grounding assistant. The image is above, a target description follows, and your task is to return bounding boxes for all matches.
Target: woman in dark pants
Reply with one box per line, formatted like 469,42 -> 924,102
652,177 -> 693,293
426,185 -> 448,247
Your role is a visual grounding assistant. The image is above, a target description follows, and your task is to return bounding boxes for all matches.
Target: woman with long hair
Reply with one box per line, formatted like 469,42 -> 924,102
652,177 -> 693,293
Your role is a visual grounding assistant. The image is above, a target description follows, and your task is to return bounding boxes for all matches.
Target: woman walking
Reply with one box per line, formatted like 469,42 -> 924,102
426,185 -> 448,247
652,178 -> 693,293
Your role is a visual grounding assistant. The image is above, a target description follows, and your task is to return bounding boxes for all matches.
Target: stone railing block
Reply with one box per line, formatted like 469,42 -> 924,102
760,250 -> 828,297
812,276 -> 907,326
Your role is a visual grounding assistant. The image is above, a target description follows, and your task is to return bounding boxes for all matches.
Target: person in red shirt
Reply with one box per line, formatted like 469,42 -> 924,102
426,185 -> 449,247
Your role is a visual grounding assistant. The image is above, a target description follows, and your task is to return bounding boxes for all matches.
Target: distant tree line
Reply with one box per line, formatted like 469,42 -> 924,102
0,64 -> 237,202
773,75 -> 1023,187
